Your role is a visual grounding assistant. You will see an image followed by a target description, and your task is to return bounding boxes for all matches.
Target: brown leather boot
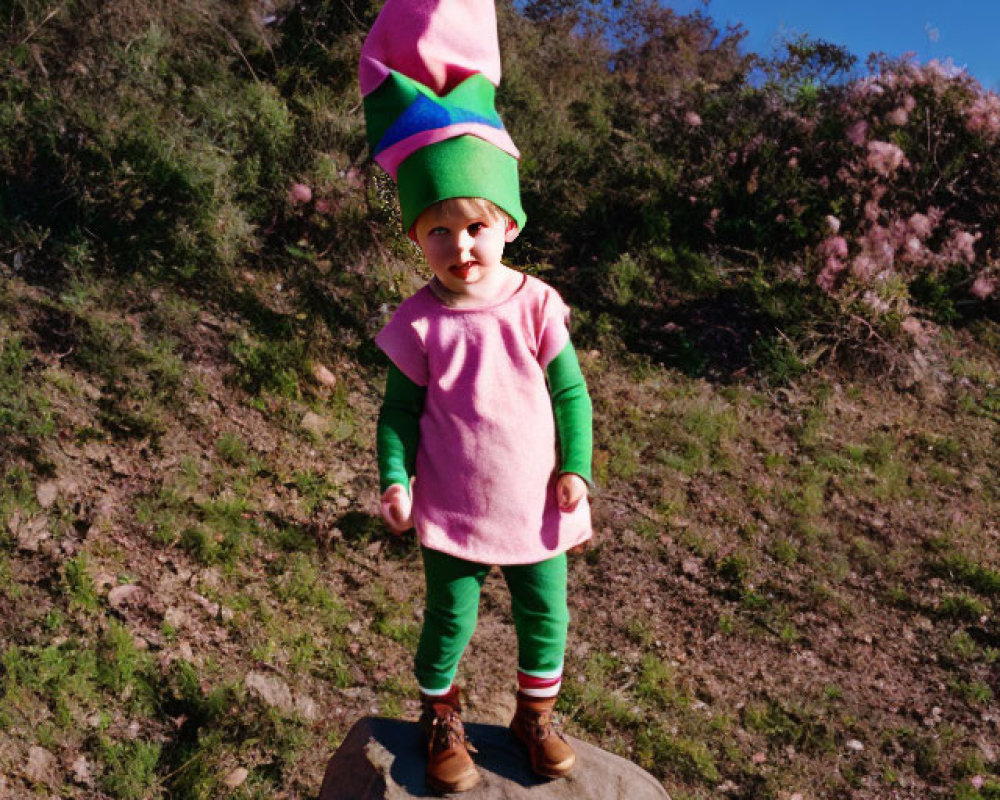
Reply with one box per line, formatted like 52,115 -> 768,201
510,691 -> 576,779
419,685 -> 480,794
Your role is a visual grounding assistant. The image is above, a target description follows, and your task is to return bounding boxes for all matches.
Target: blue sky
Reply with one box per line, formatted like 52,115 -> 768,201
663,0 -> 1000,91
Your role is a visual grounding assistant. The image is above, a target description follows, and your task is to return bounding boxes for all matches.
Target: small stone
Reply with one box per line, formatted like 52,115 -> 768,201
164,607 -> 188,629
25,746 -> 59,788
36,482 -> 58,508
108,584 -> 141,608
11,512 -> 50,552
295,694 -> 319,721
224,767 -> 249,789
301,411 -> 327,437
313,363 -> 338,389
845,739 -> 864,752
70,755 -> 92,785
246,671 -> 294,713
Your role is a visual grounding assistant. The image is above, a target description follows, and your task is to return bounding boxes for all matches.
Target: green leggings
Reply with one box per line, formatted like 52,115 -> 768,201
415,546 -> 569,692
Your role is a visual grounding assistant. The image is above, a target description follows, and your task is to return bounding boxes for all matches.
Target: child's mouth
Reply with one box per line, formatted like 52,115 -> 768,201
450,263 -> 475,280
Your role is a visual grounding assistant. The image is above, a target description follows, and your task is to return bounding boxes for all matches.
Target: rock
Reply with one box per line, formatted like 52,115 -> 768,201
108,584 -> 142,608
318,716 -> 670,800
313,363 -> 338,389
224,767 -> 249,789
301,411 -> 328,437
245,671 -> 294,714
25,745 -> 59,788
295,694 -> 320,722
36,482 -> 59,508
10,512 -> 50,553
164,607 -> 188,630
70,755 -> 92,785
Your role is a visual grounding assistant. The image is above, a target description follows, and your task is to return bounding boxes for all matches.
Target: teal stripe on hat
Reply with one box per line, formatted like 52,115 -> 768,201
397,135 -> 526,233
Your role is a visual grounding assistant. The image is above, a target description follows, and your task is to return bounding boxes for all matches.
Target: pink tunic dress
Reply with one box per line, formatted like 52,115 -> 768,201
375,274 -> 592,565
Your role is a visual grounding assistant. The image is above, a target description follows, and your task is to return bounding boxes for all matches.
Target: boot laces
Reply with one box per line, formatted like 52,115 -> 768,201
525,708 -> 566,743
429,708 -> 477,755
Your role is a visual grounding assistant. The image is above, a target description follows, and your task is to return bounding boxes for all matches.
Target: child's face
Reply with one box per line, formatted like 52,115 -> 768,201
413,202 -> 517,295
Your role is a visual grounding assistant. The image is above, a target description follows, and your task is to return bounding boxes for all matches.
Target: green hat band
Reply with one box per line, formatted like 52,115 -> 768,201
397,136 -> 526,233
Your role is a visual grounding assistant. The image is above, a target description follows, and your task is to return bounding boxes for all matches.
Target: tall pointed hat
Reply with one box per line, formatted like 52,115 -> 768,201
359,0 -> 526,234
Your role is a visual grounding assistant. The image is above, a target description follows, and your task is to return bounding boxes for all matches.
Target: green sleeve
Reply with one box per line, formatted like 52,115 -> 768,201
546,341 -> 593,486
377,364 -> 426,492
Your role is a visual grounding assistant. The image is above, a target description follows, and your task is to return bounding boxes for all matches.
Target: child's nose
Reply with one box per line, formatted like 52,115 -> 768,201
456,230 -> 475,253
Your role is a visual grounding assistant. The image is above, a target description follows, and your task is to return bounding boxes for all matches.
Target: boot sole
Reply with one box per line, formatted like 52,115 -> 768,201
531,752 -> 575,779
426,769 -> 481,794
510,726 -> 576,779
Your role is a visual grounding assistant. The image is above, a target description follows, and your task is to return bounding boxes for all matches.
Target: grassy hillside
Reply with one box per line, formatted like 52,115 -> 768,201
2,1 -> 999,799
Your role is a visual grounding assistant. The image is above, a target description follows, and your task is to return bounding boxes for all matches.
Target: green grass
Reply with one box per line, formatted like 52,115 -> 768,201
63,556 -> 100,611
930,554 -> 1000,597
938,594 -> 989,622
100,738 -> 163,799
0,334 -> 55,439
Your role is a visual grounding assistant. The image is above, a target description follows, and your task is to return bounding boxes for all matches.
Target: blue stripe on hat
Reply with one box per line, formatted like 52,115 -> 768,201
374,93 -> 504,156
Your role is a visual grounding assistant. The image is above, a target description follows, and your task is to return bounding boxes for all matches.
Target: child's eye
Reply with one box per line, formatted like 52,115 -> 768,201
467,223 -> 484,235
430,226 -> 448,236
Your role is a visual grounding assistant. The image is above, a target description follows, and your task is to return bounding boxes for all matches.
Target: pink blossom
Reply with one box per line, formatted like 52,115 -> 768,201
966,93 -> 1000,138
886,107 -> 909,126
864,198 -> 881,222
684,111 -> 703,128
866,141 -> 907,177
787,157 -> 799,168
926,58 -> 965,80
853,77 -> 885,98
727,151 -> 739,166
817,256 -> 847,293
903,237 -> 922,257
902,94 -> 917,112
864,226 -> 895,269
971,776 -> 985,790
970,274 -> 997,299
825,215 -> 841,234
818,176 -> 830,190
288,182 -> 312,205
908,212 -> 933,239
846,119 -> 869,146
942,229 -> 980,264
852,255 -> 877,281
820,236 -> 849,259
315,198 -> 331,214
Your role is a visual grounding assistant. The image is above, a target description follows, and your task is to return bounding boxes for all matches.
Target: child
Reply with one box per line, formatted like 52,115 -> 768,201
360,0 -> 593,792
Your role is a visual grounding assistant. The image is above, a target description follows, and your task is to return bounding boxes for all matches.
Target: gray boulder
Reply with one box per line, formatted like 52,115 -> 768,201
319,716 -> 670,799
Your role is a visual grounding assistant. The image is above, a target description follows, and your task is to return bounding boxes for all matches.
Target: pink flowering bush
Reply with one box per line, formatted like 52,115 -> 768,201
798,57 -> 1000,323
631,46 -> 1000,339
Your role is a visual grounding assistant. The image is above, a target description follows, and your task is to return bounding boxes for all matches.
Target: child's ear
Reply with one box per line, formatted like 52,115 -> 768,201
504,219 -> 520,243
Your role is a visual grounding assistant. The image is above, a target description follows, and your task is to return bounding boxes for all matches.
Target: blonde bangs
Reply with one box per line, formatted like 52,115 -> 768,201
434,197 -> 510,225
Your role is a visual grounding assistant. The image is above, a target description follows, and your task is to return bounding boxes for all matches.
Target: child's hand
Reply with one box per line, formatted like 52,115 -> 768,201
380,484 -> 413,534
556,473 -> 587,512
